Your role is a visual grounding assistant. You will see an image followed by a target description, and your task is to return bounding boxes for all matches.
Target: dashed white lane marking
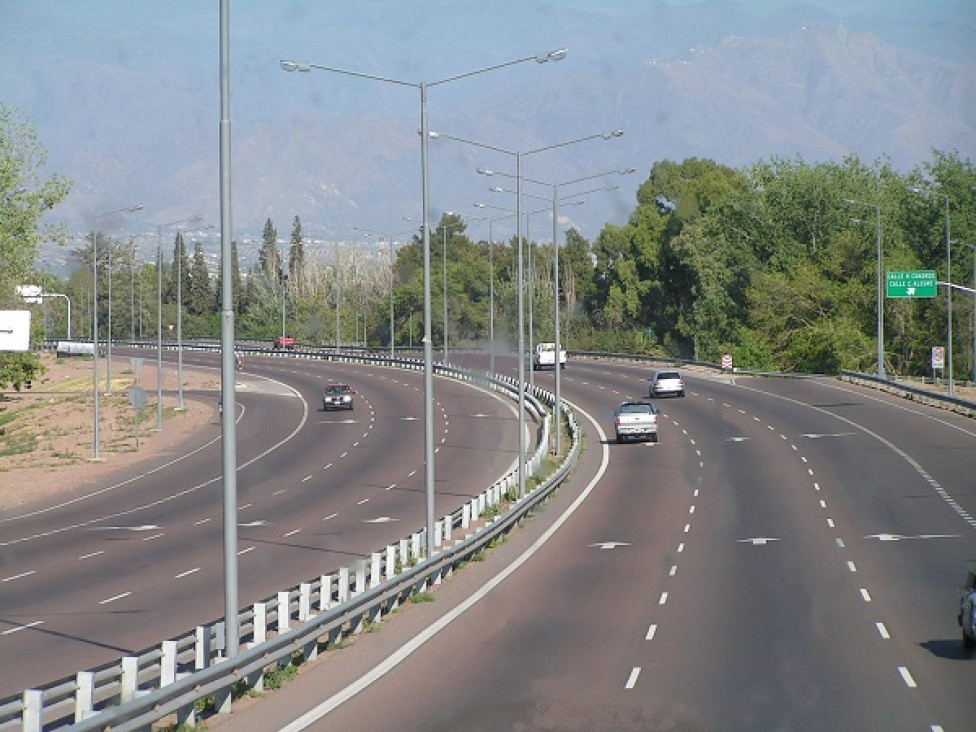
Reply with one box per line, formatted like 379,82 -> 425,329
688,505 -> 695,514
835,538 -> 844,547
358,498 -> 369,505
100,592 -> 131,605
323,513 -> 337,521
876,622 -> 890,639
2,621 -> 44,635
860,588 -> 872,602
669,566 -> 677,576
283,529 -> 301,538
827,519 -> 835,528
79,551 -> 104,560
194,518 -> 211,526
302,475 -> 313,483
677,543 -> 685,553
646,624 -> 657,640
237,547 -> 255,556
2,570 -> 35,582
625,667 -> 641,689
175,568 -> 201,579
142,533 -> 164,542
658,592 -> 668,605
683,524 -> 691,533
898,666 -> 917,688
847,561 -> 858,573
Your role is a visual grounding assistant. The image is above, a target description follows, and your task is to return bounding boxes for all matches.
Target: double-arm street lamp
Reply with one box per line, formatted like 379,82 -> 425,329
845,198 -> 885,380
483,166 -> 634,454
280,47 -> 567,557
952,240 -> 976,384
156,215 -> 203,431
91,204 -> 143,461
432,127 -> 623,497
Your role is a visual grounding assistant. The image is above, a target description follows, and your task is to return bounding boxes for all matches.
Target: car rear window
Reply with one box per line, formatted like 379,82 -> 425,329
656,372 -> 681,380
619,403 -> 654,414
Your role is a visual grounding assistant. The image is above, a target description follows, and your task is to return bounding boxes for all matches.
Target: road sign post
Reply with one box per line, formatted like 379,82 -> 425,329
886,270 -> 937,298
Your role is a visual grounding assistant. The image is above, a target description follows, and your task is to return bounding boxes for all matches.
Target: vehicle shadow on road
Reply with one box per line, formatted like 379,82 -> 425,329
919,639 -> 975,660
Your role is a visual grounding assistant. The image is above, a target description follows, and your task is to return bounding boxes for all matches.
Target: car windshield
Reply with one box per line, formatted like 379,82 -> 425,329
325,385 -> 351,395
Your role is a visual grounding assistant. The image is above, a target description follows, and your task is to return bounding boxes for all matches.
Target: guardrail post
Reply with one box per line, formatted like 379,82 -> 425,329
161,640 -> 177,686
23,689 -> 42,732
120,655 -> 139,703
385,544 -> 396,582
443,514 -> 452,543
434,519 -> 443,549
319,574 -> 333,611
399,537 -> 409,568
195,625 -> 211,670
75,670 -> 94,722
462,503 -> 471,530
299,582 -> 313,621
277,591 -> 291,633
370,552 -> 382,589
247,603 -> 266,692
338,567 -> 350,604
354,559 -> 366,597
411,531 -> 421,561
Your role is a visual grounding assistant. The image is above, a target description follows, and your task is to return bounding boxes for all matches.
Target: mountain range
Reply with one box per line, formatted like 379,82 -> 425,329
2,1 -> 974,261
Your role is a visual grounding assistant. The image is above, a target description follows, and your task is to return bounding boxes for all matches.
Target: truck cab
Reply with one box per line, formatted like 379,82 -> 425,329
532,342 -> 567,371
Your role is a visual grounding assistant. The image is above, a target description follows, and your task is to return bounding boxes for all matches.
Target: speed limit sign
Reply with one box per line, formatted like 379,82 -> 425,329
721,354 -> 733,370
931,346 -> 945,369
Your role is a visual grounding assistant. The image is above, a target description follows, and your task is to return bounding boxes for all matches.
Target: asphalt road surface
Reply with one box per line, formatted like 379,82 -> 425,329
227,359 -> 976,731
0,349 -> 521,697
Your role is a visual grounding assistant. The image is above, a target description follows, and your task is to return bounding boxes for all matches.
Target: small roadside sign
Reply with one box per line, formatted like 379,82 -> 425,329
931,346 -> 945,370
721,354 -> 733,370
887,270 -> 937,298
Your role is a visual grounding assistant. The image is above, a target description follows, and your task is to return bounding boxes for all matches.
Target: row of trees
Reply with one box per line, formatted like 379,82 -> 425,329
3,96 -> 975,388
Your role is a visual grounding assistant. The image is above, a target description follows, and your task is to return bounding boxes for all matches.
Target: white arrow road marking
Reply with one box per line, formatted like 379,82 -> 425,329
88,525 -> 160,532
738,537 -> 780,546
364,516 -> 399,523
588,542 -> 631,550
801,432 -> 856,438
238,520 -> 268,528
400,416 -> 420,421
470,413 -> 492,418
726,437 -> 750,442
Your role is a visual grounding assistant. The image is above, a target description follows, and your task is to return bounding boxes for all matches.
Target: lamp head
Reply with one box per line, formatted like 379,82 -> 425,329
279,60 -> 310,73
536,48 -> 568,63
603,129 -> 624,139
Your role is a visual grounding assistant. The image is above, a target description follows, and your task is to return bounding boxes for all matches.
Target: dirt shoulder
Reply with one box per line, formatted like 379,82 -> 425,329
0,351 -> 219,511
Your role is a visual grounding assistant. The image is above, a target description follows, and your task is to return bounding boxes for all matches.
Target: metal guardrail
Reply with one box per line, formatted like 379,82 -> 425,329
1,346 -> 578,731
839,370 -> 976,418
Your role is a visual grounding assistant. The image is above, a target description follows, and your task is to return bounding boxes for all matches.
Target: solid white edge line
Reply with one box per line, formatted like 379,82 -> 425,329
279,400 -> 611,731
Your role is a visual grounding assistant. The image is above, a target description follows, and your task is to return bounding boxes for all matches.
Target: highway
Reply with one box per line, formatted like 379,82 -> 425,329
0,349 -> 522,697
229,359 -> 976,731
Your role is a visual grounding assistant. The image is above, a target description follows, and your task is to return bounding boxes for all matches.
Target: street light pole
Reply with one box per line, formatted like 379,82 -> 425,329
912,187 -> 953,395
104,205 -> 143,394
845,198 -> 885,379
90,204 -> 142,461
280,47 -> 566,556
156,215 -> 203,431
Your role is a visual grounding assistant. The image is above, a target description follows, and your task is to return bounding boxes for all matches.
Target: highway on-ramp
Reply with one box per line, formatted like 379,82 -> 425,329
230,360 -> 976,731
0,349 -> 521,698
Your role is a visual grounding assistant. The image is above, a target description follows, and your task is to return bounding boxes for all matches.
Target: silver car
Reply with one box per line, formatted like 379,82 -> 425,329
322,384 -> 355,411
961,569 -> 976,649
649,370 -> 685,398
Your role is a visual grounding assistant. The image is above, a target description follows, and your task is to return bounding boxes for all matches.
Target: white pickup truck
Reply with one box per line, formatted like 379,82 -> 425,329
532,342 -> 567,371
613,401 -> 658,443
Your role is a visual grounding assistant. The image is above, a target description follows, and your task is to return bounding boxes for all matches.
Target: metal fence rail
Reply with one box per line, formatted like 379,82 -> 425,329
1,348 -> 577,731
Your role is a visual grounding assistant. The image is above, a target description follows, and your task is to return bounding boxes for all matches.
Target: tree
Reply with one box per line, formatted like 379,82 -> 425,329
259,218 -> 279,281
188,240 -> 213,315
288,215 -> 305,297
0,104 -> 72,390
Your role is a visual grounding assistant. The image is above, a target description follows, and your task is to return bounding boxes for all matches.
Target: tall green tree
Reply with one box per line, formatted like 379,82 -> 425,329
259,218 -> 280,281
0,104 -> 71,389
288,215 -> 305,296
188,240 -> 213,315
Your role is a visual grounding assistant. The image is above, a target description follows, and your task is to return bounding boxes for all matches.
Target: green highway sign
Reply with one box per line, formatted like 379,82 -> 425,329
886,270 -> 937,298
